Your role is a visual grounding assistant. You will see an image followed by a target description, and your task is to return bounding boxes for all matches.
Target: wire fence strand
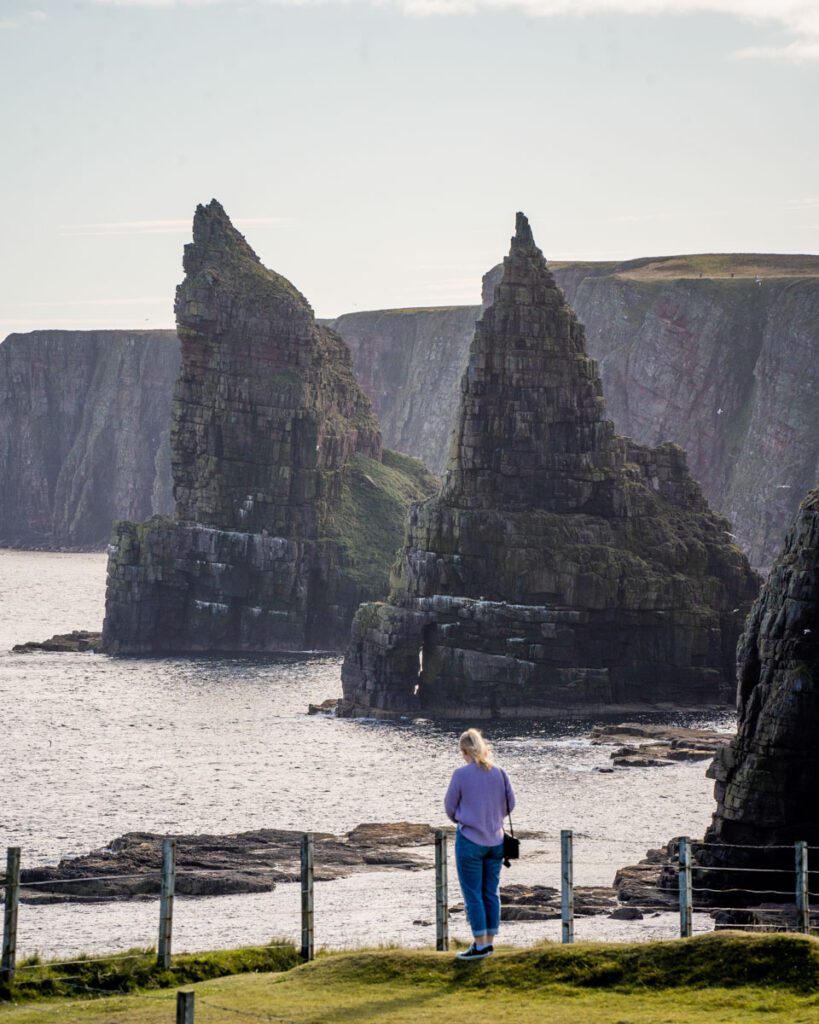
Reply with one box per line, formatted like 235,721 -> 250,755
20,872 -> 162,887
6,831 -> 817,967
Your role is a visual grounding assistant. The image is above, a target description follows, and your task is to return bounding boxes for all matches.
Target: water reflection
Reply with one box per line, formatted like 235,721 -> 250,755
0,550 -> 734,956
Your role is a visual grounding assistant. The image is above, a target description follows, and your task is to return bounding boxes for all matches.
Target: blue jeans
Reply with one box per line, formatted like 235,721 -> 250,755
455,831 -> 504,939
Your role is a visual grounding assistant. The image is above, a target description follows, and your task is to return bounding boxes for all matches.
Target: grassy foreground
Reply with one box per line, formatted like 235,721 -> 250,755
1,934 -> 819,1023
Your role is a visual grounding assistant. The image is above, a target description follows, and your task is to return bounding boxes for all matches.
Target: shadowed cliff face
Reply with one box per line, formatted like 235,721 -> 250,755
707,486 -> 819,846
687,487 -> 819,900
0,330 -> 179,548
102,201 -> 436,655
331,256 -> 819,570
171,198 -> 382,540
340,215 -> 760,719
325,306 -> 479,475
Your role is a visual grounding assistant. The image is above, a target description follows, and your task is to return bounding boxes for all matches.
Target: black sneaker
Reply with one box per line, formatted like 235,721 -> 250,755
456,943 -> 493,961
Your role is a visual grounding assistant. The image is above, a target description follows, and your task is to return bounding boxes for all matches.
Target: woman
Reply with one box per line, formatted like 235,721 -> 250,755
444,728 -> 515,960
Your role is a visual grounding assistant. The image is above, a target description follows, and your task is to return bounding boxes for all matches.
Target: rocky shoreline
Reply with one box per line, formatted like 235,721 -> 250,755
18,822 -> 797,930
12,820 -> 686,925
590,722 -> 732,768
16,824 -> 440,904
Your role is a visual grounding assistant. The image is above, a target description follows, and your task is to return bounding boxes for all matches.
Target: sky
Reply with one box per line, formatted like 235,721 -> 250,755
1,0 -> 818,335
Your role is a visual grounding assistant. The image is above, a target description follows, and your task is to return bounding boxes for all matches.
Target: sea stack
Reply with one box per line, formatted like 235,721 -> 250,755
341,214 -> 759,717
696,487 -> 819,891
102,200 -> 435,654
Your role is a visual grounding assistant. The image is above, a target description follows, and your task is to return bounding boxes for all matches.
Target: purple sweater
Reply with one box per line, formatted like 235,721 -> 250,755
444,762 -> 516,847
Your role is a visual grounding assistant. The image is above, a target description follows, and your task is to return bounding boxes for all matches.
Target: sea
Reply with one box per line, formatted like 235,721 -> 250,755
0,549 -> 735,958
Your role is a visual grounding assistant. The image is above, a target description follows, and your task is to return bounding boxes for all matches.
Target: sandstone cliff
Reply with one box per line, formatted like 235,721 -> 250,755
331,255 -> 819,569
3,258 -> 816,566
0,330 -> 178,548
341,215 -> 759,718
327,307 -> 479,476
102,201 -> 436,654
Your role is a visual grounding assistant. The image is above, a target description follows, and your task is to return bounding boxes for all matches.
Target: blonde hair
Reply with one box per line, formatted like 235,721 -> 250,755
459,728 -> 494,771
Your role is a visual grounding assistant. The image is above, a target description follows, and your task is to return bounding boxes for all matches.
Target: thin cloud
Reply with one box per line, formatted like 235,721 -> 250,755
57,216 -> 294,237
609,212 -> 676,224
23,297 -> 170,308
424,277 -> 484,291
96,0 -> 229,6
0,317 -> 175,328
732,38 -> 819,61
0,9 -> 48,29
92,0 -> 819,60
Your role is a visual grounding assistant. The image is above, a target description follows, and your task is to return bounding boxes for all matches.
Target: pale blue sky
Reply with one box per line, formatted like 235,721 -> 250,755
1,0 -> 817,335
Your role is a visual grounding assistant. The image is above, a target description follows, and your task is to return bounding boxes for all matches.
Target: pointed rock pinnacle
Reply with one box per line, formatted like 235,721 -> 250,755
513,211 -> 537,252
184,198 -> 260,275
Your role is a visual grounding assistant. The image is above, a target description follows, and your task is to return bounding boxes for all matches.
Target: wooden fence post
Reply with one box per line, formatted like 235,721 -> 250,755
561,829 -> 574,944
1,848 -> 21,984
301,833 -> 314,962
176,989 -> 195,1024
157,838 -> 176,969
678,837 -> 693,938
795,841 -> 809,935
434,830 -> 449,952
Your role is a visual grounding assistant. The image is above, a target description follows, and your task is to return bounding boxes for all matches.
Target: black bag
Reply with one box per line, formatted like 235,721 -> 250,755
502,825 -> 519,868
501,769 -> 519,867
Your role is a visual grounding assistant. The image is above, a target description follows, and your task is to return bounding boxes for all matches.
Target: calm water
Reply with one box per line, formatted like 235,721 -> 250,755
0,550 -> 733,957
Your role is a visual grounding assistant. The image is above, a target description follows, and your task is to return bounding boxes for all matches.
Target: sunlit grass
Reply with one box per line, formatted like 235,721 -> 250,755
2,933 -> 819,1023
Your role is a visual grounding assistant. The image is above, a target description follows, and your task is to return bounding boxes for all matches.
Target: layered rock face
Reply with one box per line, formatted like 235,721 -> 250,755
102,201 -> 435,654
4,256 -> 816,564
327,307 -> 479,476
333,256 -> 819,569
696,488 -> 819,892
0,330 -> 178,548
341,215 -> 759,718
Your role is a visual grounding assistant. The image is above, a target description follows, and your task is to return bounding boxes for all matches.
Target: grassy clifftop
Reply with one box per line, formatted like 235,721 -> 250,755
3,935 -> 819,1023
613,253 -> 819,280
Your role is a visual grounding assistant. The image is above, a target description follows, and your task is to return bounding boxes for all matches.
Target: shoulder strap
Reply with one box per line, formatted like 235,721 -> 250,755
500,767 -> 514,837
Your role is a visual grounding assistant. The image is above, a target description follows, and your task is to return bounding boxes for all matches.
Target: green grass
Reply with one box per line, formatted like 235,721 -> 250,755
2,935 -> 819,1023
614,253 -> 819,280
325,449 -> 438,593
0,942 -> 299,1005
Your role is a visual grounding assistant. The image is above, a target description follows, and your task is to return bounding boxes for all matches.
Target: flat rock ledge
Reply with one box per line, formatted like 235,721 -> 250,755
499,884 -> 618,921
452,883 -> 673,922
613,843 -> 819,932
12,630 -> 102,654
613,844 -> 679,909
591,722 -> 732,768
15,823 -> 441,903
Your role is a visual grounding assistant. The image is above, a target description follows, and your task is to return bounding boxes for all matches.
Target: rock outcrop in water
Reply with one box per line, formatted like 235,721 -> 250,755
340,214 -> 759,718
102,201 -> 435,654
694,487 -> 819,893
17,823 -> 440,901
332,255 -> 819,569
0,330 -> 178,548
